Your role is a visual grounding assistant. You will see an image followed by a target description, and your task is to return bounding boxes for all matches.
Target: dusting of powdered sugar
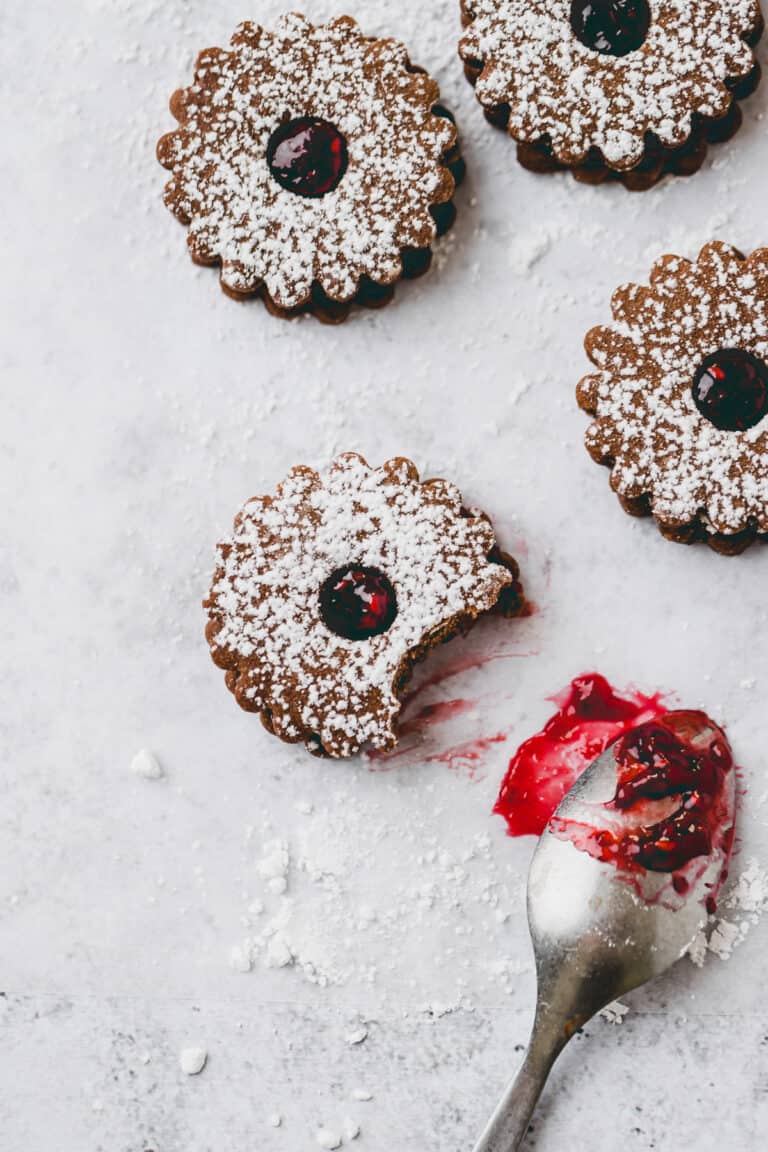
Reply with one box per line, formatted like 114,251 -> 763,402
157,13 -> 456,308
459,0 -> 759,168
689,857 -> 768,965
578,242 -> 768,536
227,785 -> 531,1000
205,454 -> 512,758
600,1001 -> 630,1024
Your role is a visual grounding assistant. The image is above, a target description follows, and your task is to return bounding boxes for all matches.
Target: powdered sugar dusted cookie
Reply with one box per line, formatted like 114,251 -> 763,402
204,454 -> 524,757
157,14 -> 464,322
577,243 -> 768,554
459,0 -> 764,190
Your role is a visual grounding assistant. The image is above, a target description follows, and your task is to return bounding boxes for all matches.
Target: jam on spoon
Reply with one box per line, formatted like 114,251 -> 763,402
550,710 -> 735,894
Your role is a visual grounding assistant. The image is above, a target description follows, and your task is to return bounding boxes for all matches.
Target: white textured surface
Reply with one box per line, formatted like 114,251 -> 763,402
1,2 -> 767,1150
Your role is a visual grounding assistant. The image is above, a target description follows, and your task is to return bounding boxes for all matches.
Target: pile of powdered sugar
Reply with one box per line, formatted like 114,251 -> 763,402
226,769 -> 534,1006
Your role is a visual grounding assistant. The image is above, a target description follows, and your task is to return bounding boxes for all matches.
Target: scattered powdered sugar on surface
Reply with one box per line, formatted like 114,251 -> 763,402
689,857 -> 768,966
579,242 -> 768,535
158,13 -> 456,308
206,453 -> 512,757
507,225 -> 557,275
460,0 -> 759,167
227,777 -> 531,1003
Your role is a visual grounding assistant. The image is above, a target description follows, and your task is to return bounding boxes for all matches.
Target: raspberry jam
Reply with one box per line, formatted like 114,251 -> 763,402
692,348 -> 768,432
569,0 -> 652,57
551,711 -> 735,875
495,673 -> 666,837
267,117 -> 348,198
319,567 -> 397,640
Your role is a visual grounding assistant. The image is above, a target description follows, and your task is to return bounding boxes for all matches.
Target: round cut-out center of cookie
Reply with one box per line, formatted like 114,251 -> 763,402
692,349 -> 768,432
319,567 -> 397,641
569,0 -> 651,57
266,117 -> 348,198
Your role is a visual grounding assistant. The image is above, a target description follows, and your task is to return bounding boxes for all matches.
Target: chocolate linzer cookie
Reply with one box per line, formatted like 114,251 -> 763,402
577,243 -> 768,553
459,0 -> 764,190
157,14 -> 464,322
204,454 -> 524,757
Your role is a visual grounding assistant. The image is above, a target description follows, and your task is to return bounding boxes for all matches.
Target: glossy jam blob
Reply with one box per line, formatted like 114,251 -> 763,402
553,711 -> 735,874
267,117 -> 348,198
692,348 -> 768,432
570,0 -> 652,57
494,673 -> 667,837
319,567 -> 397,640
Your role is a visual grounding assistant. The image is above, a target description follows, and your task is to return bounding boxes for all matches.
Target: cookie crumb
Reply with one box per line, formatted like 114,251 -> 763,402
316,1128 -> 342,1150
131,749 -> 164,780
179,1047 -> 207,1075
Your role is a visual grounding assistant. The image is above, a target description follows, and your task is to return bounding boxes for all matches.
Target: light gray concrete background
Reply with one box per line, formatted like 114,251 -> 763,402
1,2 -> 767,1150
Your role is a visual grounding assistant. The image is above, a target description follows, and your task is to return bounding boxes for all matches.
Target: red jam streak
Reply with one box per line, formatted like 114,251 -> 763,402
423,732 -> 507,779
369,699 -> 507,777
398,698 -> 478,739
495,673 -> 667,837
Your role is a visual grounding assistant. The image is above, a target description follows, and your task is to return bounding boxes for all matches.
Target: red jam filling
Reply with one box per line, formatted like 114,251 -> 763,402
266,116 -> 348,198
692,348 -> 768,432
569,0 -> 651,57
495,673 -> 666,837
319,566 -> 397,641
551,711 -> 735,875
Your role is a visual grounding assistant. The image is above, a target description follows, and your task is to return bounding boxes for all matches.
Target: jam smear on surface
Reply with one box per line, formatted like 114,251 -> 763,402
495,673 -> 666,837
267,116 -> 348,198
552,711 -> 734,874
319,566 -> 397,640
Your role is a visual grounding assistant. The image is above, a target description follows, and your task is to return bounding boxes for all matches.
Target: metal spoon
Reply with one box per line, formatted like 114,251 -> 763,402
471,729 -> 734,1152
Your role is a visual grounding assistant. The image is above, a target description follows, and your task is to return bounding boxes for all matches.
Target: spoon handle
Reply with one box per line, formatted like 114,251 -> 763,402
470,1014 -> 566,1152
